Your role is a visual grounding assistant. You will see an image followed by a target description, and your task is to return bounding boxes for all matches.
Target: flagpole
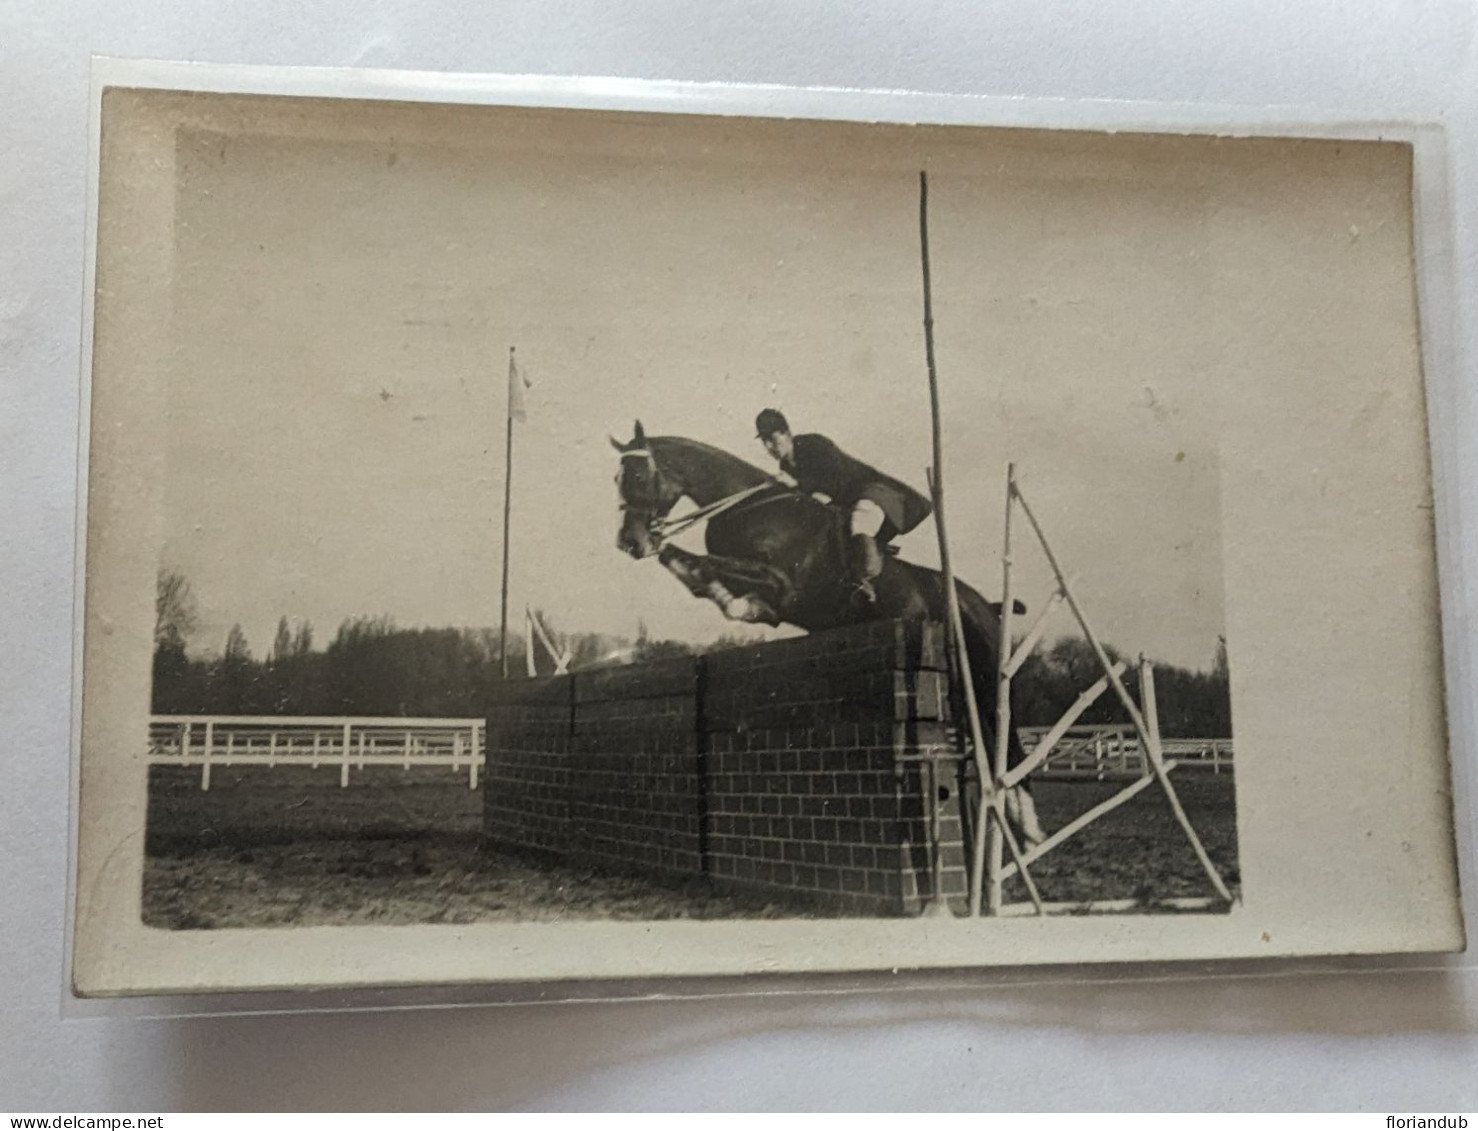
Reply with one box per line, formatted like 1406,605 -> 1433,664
499,346 -> 515,679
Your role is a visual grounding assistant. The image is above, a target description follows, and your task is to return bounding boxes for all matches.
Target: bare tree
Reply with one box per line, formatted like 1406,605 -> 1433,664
223,623 -> 252,664
271,616 -> 293,664
155,569 -> 199,651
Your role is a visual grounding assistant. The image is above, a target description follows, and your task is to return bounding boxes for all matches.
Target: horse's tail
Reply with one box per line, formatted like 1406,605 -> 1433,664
898,562 -> 1046,847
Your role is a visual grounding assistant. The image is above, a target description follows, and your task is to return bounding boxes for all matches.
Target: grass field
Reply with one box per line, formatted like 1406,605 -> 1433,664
143,764 -> 1239,928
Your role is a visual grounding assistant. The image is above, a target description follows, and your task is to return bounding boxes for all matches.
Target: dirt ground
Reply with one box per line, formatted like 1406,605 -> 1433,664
143,767 -> 796,928
1006,774 -> 1241,907
143,765 -> 1239,928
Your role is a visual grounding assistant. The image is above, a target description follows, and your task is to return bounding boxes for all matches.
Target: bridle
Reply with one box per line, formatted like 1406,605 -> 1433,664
617,448 -> 675,544
619,447 -> 774,544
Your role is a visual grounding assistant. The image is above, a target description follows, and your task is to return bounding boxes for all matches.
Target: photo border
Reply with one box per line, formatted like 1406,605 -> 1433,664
66,57 -> 1475,1016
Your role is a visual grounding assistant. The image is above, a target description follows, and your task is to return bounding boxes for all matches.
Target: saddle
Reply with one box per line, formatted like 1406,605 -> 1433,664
803,492 -> 1027,616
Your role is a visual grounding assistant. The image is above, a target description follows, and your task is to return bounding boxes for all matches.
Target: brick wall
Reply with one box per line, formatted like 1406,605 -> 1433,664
569,659 -> 704,881
483,674 -> 572,857
484,619 -> 969,916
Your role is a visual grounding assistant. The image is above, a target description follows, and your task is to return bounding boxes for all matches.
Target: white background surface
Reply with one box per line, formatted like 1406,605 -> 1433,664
4,0 -> 1478,1112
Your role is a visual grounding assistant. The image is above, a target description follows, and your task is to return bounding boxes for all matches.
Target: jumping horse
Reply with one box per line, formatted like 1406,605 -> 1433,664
612,421 -> 1045,847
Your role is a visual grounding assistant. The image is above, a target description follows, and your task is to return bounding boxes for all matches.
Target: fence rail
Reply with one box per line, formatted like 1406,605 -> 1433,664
1018,725 -> 1233,780
147,715 -> 486,790
146,715 -> 1223,792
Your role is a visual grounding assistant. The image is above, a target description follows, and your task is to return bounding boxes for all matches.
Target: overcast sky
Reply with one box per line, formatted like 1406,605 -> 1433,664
162,102 -> 1227,671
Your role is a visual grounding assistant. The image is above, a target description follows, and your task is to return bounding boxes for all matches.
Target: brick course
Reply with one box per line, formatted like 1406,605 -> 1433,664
484,619 -> 969,915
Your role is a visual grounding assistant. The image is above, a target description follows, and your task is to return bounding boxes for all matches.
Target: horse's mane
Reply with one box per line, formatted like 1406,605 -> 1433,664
648,436 -> 773,488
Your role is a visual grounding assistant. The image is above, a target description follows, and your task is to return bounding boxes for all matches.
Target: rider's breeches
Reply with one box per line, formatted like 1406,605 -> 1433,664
849,499 -> 887,538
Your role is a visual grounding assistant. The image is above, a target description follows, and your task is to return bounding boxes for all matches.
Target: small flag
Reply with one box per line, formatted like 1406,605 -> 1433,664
508,349 -> 532,423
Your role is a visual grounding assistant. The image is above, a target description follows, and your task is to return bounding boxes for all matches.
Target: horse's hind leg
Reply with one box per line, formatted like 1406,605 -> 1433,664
1003,785 -> 1045,849
965,714 -> 1046,851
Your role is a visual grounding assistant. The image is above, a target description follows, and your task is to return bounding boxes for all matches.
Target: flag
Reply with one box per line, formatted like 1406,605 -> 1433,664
508,349 -> 531,423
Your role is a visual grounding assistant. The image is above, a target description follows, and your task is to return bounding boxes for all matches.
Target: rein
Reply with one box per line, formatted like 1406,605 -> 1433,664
651,483 -> 772,538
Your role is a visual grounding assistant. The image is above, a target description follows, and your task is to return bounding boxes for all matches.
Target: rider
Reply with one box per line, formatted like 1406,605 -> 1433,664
755,408 -> 933,604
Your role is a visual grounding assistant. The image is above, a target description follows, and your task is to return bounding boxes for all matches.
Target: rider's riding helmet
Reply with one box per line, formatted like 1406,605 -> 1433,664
755,408 -> 790,439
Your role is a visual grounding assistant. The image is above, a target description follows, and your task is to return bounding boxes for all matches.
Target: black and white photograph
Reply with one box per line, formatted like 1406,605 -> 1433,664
71,76 -> 1463,994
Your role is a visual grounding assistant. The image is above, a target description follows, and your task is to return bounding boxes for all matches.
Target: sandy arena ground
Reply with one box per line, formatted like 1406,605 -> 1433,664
143,765 -> 1239,929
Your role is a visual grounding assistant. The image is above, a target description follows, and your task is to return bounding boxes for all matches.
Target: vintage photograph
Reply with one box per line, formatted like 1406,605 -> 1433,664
72,79 -> 1462,994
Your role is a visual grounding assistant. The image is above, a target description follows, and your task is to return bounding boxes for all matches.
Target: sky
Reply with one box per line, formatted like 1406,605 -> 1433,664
161,101 -> 1227,671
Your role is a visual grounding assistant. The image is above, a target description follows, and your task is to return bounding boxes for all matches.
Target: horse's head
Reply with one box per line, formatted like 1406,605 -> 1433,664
611,420 -> 684,559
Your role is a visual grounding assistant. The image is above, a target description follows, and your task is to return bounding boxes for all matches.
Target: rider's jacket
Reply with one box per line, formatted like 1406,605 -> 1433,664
780,434 -> 933,538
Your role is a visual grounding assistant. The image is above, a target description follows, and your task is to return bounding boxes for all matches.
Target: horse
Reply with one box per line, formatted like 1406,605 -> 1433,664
611,420 -> 1045,847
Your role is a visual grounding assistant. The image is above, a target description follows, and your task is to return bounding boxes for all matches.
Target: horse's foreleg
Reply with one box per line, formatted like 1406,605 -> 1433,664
657,545 -> 710,598
703,575 -> 779,624
714,590 -> 777,624
657,547 -> 780,625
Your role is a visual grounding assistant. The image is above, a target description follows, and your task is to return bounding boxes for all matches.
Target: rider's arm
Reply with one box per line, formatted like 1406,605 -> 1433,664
794,435 -> 845,496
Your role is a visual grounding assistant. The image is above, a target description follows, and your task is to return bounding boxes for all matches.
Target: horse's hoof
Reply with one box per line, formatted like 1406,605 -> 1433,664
724,596 -> 757,621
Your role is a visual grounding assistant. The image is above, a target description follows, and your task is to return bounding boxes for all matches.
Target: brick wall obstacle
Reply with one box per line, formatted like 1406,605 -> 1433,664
570,659 -> 704,880
484,619 -> 971,916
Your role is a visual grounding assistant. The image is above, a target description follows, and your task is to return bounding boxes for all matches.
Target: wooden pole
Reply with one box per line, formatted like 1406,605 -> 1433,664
1001,661 -> 1126,789
1004,586 -> 1067,678
919,170 -> 965,917
1140,656 -> 1162,752
926,756 -> 947,916
917,170 -> 953,920
986,464 -> 1015,913
918,172 -> 1042,917
927,472 -> 1042,917
202,719 -> 213,792
529,608 -> 571,675
499,347 -> 516,679
997,769 -> 1166,881
1014,483 -> 1232,903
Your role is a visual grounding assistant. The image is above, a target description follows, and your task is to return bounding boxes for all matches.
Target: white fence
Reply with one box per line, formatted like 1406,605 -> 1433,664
1019,724 -> 1233,780
146,715 -> 1224,792
148,715 -> 486,790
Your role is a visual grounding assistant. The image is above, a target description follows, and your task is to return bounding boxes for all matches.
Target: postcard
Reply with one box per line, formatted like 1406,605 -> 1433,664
71,72 -> 1464,996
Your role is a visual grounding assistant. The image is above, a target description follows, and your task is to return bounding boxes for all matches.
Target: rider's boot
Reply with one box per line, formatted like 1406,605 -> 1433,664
847,534 -> 884,607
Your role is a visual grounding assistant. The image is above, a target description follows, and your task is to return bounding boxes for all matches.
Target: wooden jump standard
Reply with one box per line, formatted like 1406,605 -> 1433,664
918,172 -> 1043,918
976,464 -> 1235,916
917,171 -> 1228,917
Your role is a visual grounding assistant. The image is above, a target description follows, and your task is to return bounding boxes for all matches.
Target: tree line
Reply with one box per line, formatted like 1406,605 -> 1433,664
153,570 -> 1231,735
1010,636 -> 1231,738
